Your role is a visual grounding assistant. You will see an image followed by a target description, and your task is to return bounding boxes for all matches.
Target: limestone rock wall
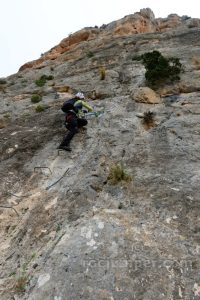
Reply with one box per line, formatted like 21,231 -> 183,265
0,8 -> 200,300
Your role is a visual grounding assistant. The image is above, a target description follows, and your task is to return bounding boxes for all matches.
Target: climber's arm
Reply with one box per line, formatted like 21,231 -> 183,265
81,100 -> 93,112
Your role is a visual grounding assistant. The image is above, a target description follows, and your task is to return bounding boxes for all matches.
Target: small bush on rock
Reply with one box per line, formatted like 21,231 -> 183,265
41,74 -> 54,80
35,104 -> 45,112
35,78 -> 46,87
35,74 -> 54,87
141,50 -> 183,85
31,94 -> 42,103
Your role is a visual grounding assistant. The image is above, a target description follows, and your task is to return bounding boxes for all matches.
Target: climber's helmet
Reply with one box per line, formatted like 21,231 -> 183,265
75,92 -> 85,99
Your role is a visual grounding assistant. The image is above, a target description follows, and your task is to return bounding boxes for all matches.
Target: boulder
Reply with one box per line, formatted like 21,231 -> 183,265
131,87 -> 161,104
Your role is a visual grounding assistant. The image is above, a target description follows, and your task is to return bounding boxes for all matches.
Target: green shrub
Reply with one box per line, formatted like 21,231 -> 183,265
35,104 -> 45,112
108,163 -> 132,185
141,50 -> 183,85
40,74 -> 54,80
35,74 -> 54,87
35,78 -> 46,87
31,94 -> 42,103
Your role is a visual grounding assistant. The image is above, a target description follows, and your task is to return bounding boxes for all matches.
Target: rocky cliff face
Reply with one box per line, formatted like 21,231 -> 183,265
19,8 -> 200,72
0,8 -> 200,300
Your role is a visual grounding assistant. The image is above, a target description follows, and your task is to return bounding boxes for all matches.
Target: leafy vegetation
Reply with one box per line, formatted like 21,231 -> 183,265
139,50 -> 183,85
35,104 -> 45,112
42,74 -> 54,80
35,78 -> 46,87
35,74 -> 54,87
31,94 -> 42,103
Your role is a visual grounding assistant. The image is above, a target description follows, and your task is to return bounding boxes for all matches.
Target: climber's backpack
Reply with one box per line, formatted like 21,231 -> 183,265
61,98 -> 77,113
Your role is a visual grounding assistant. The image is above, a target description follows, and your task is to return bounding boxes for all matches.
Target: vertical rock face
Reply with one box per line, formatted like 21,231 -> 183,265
0,8 -> 200,300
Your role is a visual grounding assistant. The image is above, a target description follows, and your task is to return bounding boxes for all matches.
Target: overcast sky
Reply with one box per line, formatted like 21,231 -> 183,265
1,0 -> 200,77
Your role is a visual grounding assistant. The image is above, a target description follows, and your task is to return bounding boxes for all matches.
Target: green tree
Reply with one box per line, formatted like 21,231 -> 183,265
141,50 -> 183,85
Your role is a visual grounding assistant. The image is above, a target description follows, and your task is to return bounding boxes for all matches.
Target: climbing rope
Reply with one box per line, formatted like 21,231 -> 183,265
45,168 -> 70,190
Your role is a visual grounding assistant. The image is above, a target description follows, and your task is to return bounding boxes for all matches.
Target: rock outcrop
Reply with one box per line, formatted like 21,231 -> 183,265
131,87 -> 161,104
0,8 -> 200,300
19,8 -> 200,72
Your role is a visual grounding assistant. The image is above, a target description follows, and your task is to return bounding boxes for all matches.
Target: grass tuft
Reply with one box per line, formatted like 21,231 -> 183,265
142,111 -> 156,129
108,163 -> 131,185
14,275 -> 29,294
99,67 -> 106,80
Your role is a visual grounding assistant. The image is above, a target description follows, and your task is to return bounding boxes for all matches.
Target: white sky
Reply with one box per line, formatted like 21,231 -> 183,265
0,0 -> 200,77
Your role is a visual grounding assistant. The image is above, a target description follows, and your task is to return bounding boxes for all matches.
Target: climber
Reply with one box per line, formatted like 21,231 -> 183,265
58,92 -> 93,151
